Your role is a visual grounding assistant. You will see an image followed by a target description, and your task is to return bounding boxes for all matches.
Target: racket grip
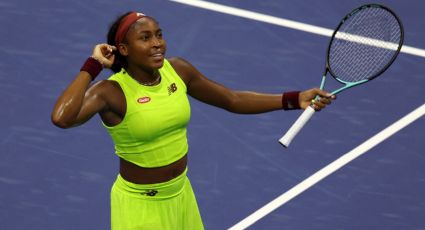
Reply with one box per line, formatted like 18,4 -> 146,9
279,106 -> 316,148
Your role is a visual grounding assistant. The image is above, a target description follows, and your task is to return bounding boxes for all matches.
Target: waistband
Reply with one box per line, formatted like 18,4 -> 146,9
113,167 -> 188,200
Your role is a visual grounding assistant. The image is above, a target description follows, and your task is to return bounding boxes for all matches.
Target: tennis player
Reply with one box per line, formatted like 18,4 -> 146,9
51,11 -> 335,230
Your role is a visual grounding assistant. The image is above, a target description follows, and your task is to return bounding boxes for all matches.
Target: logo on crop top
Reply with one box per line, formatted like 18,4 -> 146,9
167,83 -> 177,95
137,96 -> 151,104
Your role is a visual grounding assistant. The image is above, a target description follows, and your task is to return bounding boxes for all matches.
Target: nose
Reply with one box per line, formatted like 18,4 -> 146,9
152,37 -> 163,48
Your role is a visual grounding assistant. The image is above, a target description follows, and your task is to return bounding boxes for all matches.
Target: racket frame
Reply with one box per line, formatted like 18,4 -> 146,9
326,4 -> 404,85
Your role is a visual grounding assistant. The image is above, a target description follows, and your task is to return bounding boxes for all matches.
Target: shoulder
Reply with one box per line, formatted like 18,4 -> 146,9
90,79 -> 121,92
89,79 -> 125,114
167,57 -> 199,85
168,57 -> 191,69
87,79 -> 123,100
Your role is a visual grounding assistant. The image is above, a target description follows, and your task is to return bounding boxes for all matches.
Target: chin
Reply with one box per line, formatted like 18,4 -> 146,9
152,59 -> 164,69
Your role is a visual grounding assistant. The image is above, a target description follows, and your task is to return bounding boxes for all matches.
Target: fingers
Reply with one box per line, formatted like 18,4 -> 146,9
313,88 -> 336,100
311,97 -> 330,111
297,88 -> 337,110
91,44 -> 117,68
310,88 -> 336,111
92,44 -> 116,59
100,44 -> 117,55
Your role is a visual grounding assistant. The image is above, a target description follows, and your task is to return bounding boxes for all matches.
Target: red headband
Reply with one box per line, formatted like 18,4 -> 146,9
115,12 -> 146,45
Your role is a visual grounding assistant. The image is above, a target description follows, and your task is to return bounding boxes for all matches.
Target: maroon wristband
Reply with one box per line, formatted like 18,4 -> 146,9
80,57 -> 103,80
282,91 -> 301,110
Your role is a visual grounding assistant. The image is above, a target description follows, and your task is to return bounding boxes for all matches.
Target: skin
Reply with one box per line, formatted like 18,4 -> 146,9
51,17 -> 335,183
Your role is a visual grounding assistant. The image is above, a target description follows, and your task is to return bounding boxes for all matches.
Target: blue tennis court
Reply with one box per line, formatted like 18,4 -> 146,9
1,0 -> 424,229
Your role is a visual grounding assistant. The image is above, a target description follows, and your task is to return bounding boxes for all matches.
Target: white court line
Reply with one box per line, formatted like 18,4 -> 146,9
169,0 -> 425,58
228,104 -> 425,230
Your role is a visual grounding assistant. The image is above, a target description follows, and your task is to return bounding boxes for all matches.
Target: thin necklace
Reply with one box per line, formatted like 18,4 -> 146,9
127,71 -> 161,86
139,73 -> 161,86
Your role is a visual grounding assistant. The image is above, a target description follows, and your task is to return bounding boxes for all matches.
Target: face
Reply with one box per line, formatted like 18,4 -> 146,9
118,17 -> 167,70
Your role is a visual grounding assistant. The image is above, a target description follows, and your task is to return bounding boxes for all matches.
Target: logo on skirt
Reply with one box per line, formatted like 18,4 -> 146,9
141,190 -> 158,196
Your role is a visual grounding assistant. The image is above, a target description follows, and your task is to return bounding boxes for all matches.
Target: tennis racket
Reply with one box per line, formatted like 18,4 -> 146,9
279,4 -> 404,148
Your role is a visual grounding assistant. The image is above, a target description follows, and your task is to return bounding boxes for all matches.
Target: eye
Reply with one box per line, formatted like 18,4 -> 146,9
141,35 -> 150,41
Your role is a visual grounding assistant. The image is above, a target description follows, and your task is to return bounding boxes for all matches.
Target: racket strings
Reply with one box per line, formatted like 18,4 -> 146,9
329,6 -> 402,82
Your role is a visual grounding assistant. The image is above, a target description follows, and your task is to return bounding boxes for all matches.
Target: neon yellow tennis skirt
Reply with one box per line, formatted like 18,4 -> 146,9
111,168 -> 204,230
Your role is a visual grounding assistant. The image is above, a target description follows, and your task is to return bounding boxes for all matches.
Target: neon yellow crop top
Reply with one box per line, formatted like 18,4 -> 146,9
103,59 -> 191,168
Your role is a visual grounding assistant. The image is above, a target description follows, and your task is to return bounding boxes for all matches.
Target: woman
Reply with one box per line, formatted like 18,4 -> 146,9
52,11 -> 335,230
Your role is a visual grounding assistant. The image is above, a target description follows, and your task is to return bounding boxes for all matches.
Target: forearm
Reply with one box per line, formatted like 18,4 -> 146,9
226,91 -> 283,114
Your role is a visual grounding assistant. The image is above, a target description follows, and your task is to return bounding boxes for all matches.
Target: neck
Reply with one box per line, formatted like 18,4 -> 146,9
126,65 -> 161,86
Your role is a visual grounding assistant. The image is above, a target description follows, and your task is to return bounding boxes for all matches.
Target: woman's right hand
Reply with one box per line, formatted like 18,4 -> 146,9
91,43 -> 117,68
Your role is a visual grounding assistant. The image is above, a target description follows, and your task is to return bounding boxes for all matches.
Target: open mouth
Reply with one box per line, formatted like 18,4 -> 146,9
150,53 -> 164,60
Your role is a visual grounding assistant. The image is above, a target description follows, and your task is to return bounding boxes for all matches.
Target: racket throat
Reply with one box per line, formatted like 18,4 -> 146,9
331,79 -> 369,95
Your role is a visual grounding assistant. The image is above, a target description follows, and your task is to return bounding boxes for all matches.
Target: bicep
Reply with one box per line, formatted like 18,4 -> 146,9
188,75 -> 237,110
72,83 -> 109,127
169,57 -> 237,110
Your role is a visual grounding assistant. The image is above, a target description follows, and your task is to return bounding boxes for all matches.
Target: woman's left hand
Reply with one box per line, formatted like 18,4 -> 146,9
299,88 -> 336,111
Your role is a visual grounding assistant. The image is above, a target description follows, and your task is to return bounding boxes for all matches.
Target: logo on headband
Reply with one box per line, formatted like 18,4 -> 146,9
115,12 -> 148,45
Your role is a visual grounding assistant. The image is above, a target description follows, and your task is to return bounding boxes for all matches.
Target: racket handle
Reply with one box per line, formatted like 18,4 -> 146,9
279,106 -> 316,148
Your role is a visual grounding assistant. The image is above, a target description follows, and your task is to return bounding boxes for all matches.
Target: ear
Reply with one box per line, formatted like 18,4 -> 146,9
117,43 -> 129,56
